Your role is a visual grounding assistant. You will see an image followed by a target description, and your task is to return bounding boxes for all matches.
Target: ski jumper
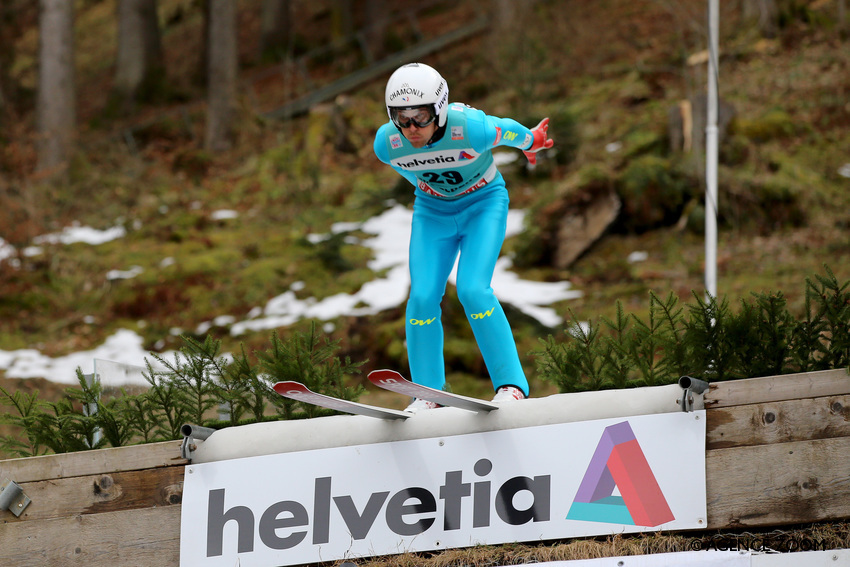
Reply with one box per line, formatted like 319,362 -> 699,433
373,102 -> 534,396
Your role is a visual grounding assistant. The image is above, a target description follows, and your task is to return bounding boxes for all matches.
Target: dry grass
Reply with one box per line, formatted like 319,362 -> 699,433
327,523 -> 850,566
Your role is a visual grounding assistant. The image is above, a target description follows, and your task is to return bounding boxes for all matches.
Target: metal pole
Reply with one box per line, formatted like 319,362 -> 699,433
705,0 -> 719,301
84,371 -> 103,448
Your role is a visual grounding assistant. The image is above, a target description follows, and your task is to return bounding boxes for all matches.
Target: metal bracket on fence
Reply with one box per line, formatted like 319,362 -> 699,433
180,424 -> 217,461
678,375 -> 710,412
0,479 -> 31,517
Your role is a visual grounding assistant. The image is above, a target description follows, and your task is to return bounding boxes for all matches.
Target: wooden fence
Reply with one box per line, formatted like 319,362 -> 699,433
1,368 -> 847,566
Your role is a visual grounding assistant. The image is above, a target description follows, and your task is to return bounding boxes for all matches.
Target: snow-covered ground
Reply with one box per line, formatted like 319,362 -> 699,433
0,202 -> 587,385
227,203 -> 582,335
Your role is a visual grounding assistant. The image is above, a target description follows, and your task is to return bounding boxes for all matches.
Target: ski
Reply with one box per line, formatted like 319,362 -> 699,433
272,381 -> 410,420
367,369 -> 499,413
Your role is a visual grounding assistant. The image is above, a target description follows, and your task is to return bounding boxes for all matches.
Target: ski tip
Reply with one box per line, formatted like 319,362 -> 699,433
368,369 -> 404,381
273,381 -> 309,395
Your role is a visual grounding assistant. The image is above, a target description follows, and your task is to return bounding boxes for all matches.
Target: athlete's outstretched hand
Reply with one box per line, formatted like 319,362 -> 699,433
523,117 -> 554,166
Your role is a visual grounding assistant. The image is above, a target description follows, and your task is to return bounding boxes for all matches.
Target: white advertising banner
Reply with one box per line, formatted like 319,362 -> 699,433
180,411 -> 706,567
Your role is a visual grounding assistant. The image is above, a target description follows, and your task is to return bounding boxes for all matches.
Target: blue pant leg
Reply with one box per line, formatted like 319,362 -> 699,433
406,199 -> 460,391
455,190 -> 529,395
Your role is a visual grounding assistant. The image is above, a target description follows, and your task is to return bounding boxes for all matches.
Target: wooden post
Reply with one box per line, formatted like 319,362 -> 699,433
1,442 -> 185,567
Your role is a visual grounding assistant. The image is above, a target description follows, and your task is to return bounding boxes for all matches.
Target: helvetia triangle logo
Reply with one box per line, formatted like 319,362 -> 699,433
567,421 -> 674,527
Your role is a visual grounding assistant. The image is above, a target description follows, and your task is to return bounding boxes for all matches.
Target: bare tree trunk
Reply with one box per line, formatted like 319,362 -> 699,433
259,0 -> 291,61
489,0 -> 536,115
362,0 -> 386,62
490,0 -> 521,66
205,0 -> 237,152
36,0 -> 76,176
494,0 -> 517,32
742,0 -> 779,37
757,0 -> 779,38
112,0 -> 163,111
330,0 -> 353,42
741,0 -> 759,20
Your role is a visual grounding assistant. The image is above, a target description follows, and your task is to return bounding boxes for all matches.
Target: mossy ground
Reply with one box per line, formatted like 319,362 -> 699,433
1,0 -> 849,433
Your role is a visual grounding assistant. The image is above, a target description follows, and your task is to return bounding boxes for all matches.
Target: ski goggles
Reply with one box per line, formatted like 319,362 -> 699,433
390,105 -> 437,129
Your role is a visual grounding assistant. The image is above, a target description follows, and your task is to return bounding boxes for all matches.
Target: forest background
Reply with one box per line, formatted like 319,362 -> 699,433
0,0 -> 849,454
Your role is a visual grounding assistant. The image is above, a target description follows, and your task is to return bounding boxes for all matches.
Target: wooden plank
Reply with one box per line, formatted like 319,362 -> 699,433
1,465 -> 184,522
0,505 -> 180,567
706,394 -> 850,449
0,440 -> 185,483
705,436 -> 850,528
705,369 -> 850,409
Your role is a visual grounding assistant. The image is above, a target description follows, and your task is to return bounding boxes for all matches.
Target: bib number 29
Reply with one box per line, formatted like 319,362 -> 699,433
423,170 -> 463,185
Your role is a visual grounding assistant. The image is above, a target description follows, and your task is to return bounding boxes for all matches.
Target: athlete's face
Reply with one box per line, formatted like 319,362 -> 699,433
391,106 -> 438,148
401,121 -> 437,148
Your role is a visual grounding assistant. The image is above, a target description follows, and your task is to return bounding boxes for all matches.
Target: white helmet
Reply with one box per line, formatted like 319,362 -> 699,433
385,63 -> 449,128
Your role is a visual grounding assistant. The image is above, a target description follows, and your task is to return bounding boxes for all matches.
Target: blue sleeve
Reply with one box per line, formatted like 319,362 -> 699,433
466,109 -> 534,152
486,115 -> 535,151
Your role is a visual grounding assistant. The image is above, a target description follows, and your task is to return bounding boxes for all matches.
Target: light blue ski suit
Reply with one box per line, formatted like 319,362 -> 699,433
373,102 -> 535,396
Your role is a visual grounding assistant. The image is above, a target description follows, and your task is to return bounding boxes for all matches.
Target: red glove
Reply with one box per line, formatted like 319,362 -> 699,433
523,117 -> 554,165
